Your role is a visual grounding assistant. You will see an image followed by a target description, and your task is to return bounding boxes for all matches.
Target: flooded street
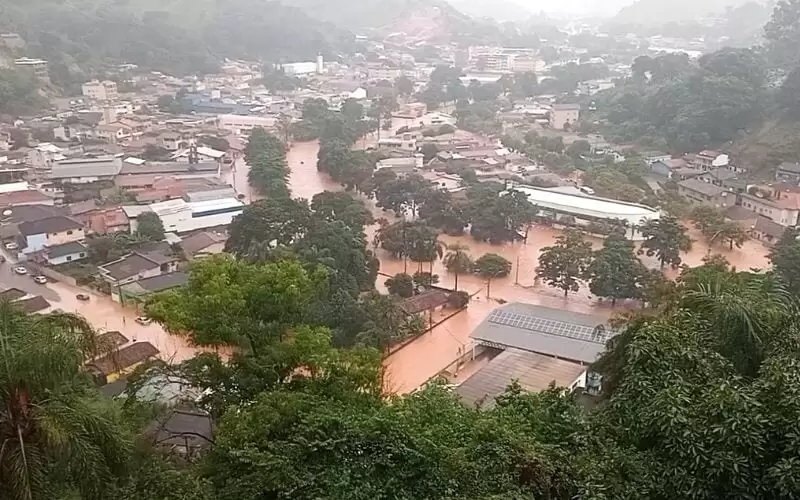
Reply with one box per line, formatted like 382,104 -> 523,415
37,122 -> 771,391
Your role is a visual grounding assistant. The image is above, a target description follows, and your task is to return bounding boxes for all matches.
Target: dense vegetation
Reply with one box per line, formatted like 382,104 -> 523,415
594,0 -> 800,166
10,232 -> 800,498
0,0 -> 355,78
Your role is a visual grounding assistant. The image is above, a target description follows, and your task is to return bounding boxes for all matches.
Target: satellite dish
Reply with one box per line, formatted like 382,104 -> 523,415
2,210 -> 12,216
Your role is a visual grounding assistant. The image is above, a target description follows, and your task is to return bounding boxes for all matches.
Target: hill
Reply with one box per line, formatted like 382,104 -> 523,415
0,0 -> 355,77
612,0 -> 753,25
447,0 -> 532,21
278,0 -> 470,32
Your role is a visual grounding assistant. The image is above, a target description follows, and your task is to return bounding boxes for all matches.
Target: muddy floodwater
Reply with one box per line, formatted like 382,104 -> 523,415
266,126 -> 772,394
51,119 -> 765,392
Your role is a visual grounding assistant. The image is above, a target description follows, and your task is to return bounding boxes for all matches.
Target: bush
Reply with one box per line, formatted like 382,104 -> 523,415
438,124 -> 456,135
448,290 -> 471,308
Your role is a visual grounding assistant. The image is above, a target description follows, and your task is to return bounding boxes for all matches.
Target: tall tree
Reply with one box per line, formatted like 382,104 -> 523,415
769,227 -> 800,293
473,253 -> 512,298
536,229 -> 593,297
588,233 -> 646,306
135,212 -> 165,242
639,215 -> 692,269
0,304 -> 130,500
443,243 -> 473,292
225,198 -> 311,259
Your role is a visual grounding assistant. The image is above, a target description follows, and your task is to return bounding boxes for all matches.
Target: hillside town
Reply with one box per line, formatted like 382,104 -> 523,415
2,0 -> 800,497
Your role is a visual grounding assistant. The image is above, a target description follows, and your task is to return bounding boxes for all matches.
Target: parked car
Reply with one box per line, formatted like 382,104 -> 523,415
13,266 -> 27,275
33,276 -> 47,284
76,293 -> 90,301
135,316 -> 152,326
0,256 -> 6,263
5,241 -> 18,250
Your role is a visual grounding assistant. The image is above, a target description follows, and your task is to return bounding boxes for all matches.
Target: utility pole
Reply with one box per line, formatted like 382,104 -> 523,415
515,255 -> 520,285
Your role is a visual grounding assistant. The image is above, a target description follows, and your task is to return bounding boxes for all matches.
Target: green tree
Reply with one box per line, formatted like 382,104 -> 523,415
443,243 -> 473,292
769,227 -> 800,293
395,75 -> 414,95
473,253 -> 512,298
468,186 -> 536,244
135,212 -> 165,241
145,256 -> 323,350
310,191 -> 373,233
385,273 -> 415,298
225,198 -> 311,259
0,303 -> 130,500
639,215 -> 692,269
588,233 -> 646,306
536,229 -> 593,297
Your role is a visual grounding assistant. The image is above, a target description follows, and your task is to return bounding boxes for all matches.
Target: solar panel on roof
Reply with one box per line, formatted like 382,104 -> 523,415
487,310 -> 612,344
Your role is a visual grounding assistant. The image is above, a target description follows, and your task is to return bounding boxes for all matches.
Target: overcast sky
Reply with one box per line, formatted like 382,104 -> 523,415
509,0 -> 638,16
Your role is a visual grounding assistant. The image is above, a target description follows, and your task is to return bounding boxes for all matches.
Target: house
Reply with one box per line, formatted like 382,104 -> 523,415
18,216 -> 85,255
642,152 -> 671,166
158,132 -> 188,152
144,197 -> 244,234
82,80 -> 119,101
217,114 -> 277,135
49,157 -> 123,184
87,342 -> 160,385
677,179 -> 735,209
28,143 -> 66,169
171,146 -> 227,165
180,231 -> 227,258
118,272 -> 189,305
650,158 -> 690,178
14,57 -> 48,81
739,189 -> 800,227
378,134 -> 417,152
0,190 -> 54,207
94,123 -> 132,144
692,150 -> 728,171
776,162 -> 800,184
88,208 -> 129,234
725,206 -> 786,246
117,161 -> 221,182
99,242 -> 180,287
147,407 -> 214,456
697,167 -> 745,191
549,103 -> 580,130
45,241 -> 88,265
375,156 -> 424,173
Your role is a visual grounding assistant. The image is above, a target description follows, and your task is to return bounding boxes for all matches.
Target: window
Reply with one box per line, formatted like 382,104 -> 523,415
66,256 -> 72,262
66,230 -> 73,235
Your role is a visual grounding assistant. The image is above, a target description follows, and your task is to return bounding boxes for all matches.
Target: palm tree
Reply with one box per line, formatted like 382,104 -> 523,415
0,302 -> 130,500
443,243 -> 473,292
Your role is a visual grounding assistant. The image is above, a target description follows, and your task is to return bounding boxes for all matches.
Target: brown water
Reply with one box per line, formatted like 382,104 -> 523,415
70,121 -> 768,390
271,125 -> 773,394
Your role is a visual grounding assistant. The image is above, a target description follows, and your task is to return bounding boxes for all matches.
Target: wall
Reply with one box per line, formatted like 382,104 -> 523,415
48,251 -> 88,266
21,233 -> 47,254
46,228 -> 85,246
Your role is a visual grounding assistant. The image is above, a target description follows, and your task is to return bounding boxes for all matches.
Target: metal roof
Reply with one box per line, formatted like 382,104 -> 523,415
456,348 -> 586,408
469,303 -> 613,364
511,185 -> 660,226
50,157 -> 122,179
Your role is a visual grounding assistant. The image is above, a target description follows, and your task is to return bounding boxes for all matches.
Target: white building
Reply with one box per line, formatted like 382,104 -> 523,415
281,56 -> 323,76
217,114 -> 277,135
510,184 -> 660,239
82,80 -> 119,101
28,143 -> 66,169
147,198 -> 244,234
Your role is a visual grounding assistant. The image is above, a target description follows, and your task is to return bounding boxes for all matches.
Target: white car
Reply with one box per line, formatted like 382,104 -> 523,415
13,266 -> 27,275
33,276 -> 47,284
5,242 -> 18,250
135,316 -> 152,326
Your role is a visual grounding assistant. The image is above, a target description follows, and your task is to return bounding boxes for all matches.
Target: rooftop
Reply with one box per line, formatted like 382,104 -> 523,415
678,178 -> 730,197
180,231 -> 227,255
87,342 -> 159,376
50,157 -> 123,180
120,272 -> 188,297
456,349 -> 586,408
15,296 -> 51,313
99,253 -> 161,281
512,184 -> 660,226
18,216 -> 83,236
469,303 -> 613,364
119,162 -> 219,176
46,241 -> 87,259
